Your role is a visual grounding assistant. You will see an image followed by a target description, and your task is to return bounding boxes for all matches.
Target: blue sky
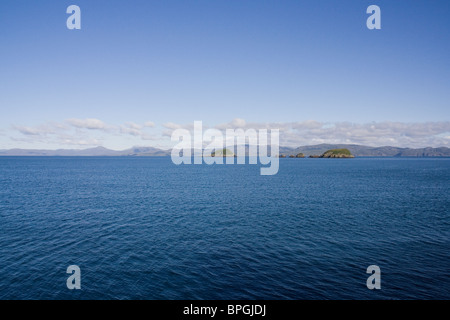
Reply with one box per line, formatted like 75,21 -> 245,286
0,0 -> 449,149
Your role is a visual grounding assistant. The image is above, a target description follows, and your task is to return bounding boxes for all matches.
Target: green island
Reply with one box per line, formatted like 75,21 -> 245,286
280,153 -> 304,158
211,148 -> 235,157
310,148 -> 354,158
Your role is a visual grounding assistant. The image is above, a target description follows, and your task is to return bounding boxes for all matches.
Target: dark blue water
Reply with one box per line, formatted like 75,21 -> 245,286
0,157 -> 449,300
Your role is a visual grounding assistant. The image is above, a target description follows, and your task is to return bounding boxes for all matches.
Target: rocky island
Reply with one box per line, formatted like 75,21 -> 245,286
211,148 -> 235,157
309,148 -> 354,158
280,153 -> 305,158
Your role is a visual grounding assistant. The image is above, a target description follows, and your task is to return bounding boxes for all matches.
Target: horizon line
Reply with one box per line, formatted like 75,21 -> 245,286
2,143 -> 450,152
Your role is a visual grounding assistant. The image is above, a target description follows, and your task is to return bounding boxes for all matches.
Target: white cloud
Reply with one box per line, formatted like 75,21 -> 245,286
120,125 -> 141,136
119,121 -> 158,139
163,119 -> 450,148
67,118 -> 106,130
215,118 -> 247,130
14,126 -> 46,136
13,123 -> 68,136
9,118 -> 159,149
7,118 -> 450,149
61,138 -> 102,146
125,122 -> 143,130
163,122 -> 182,130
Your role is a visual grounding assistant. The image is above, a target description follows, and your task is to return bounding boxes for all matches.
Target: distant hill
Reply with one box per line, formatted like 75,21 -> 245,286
120,147 -> 171,156
0,146 -> 171,157
0,144 -> 449,157
0,146 -> 122,156
290,144 -> 450,157
317,148 -> 354,158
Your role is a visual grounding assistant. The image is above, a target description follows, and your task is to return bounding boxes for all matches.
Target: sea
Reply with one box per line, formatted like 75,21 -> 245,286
0,157 -> 449,299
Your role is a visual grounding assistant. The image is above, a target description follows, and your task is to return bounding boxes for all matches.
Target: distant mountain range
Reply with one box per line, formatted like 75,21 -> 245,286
0,146 -> 169,157
0,144 -> 449,157
290,144 -> 450,157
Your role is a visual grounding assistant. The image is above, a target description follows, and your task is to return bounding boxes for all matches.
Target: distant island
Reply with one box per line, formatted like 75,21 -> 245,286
282,148 -> 354,158
277,144 -> 450,158
211,148 -> 235,157
308,149 -> 354,158
0,144 -> 449,157
285,153 -> 305,158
